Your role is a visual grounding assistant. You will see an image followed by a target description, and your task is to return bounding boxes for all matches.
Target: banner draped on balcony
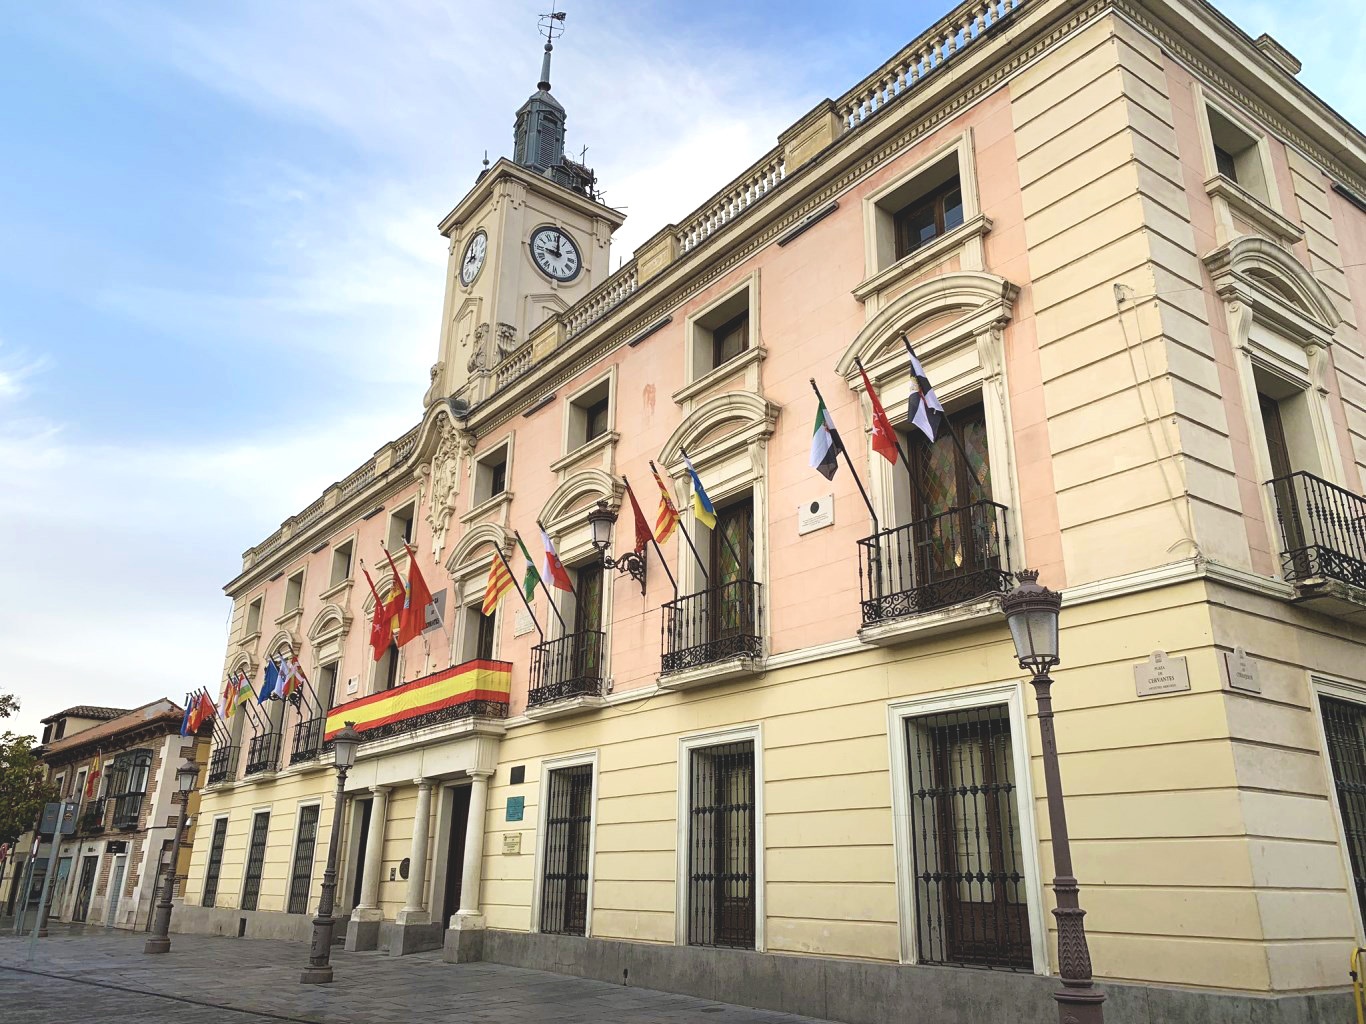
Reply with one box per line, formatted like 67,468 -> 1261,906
324,659 -> 512,740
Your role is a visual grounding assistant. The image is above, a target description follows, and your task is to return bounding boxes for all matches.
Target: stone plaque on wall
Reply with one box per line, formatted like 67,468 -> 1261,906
797,494 -> 835,536
502,833 -> 522,855
513,609 -> 536,638
505,796 -> 525,822
1134,650 -> 1191,697
1220,647 -> 1261,694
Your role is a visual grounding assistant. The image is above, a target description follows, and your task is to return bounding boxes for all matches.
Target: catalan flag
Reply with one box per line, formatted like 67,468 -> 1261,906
681,451 -> 717,530
482,550 -> 515,615
650,463 -> 680,544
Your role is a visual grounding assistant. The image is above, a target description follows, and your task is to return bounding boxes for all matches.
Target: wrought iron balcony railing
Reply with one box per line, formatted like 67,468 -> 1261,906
79,798 -> 107,834
529,631 -> 606,708
661,580 -> 763,674
207,744 -> 238,785
857,500 -> 1012,626
244,732 -> 282,776
324,659 -> 512,748
111,792 -> 144,831
1268,471 -> 1366,588
290,717 -> 325,765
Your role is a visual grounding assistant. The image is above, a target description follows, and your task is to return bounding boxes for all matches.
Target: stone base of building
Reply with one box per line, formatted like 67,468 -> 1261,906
479,931 -> 1354,1024
384,919 -> 443,956
442,914 -> 484,963
170,904 -> 346,945
345,908 -> 382,951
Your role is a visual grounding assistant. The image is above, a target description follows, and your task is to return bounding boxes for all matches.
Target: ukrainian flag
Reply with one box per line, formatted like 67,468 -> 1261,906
681,451 -> 717,530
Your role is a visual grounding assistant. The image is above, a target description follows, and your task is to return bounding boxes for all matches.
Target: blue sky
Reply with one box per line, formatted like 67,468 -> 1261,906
1,1 -> 1361,739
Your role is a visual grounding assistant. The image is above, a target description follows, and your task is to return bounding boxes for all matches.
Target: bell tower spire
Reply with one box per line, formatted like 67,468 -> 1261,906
511,6 -> 597,197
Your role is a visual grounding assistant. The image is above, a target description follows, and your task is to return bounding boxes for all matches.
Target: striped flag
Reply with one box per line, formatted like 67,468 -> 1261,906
516,535 -> 542,602
650,464 -> 680,543
482,551 -> 515,615
810,395 -> 843,480
905,342 -> 945,443
681,452 -> 717,530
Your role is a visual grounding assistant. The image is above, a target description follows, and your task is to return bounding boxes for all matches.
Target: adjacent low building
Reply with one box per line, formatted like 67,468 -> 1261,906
178,1 -> 1366,1020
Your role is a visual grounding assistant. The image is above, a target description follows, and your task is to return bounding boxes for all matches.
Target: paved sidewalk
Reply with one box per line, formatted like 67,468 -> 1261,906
0,925 -> 838,1024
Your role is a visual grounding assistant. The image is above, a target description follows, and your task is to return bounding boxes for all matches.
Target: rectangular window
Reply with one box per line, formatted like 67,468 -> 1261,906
474,444 -> 510,506
109,750 -> 152,831
287,805 -> 321,914
1214,143 -> 1238,182
241,811 -> 271,912
318,663 -> 340,711
202,817 -> 229,908
387,503 -> 415,552
329,541 -> 354,588
894,176 -> 965,259
539,763 -> 593,936
904,703 -> 1030,969
245,597 -> 263,637
567,378 -> 613,451
687,740 -> 756,949
1320,695 -> 1366,936
1207,105 -> 1270,202
710,312 -> 749,370
284,570 -> 304,613
464,605 -> 497,662
688,285 -> 754,381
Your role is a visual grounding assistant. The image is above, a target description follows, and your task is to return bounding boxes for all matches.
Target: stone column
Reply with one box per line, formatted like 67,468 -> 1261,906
444,769 -> 492,964
344,786 -> 388,952
398,779 -> 433,924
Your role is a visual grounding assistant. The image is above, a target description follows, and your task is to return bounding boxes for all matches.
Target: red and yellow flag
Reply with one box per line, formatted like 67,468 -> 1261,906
482,552 -> 515,615
649,464 -> 679,544
324,660 -> 511,740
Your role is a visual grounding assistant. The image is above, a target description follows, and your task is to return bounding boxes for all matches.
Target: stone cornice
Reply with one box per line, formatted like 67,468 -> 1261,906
437,158 -> 625,238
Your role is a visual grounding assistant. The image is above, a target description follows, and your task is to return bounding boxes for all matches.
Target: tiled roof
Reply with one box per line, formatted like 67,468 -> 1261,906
41,699 -> 185,759
40,705 -> 132,725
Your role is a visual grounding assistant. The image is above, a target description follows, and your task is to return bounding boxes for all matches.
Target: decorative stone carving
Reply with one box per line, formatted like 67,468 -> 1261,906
425,419 -> 474,560
422,361 -> 445,409
495,322 -> 519,358
468,324 -> 490,373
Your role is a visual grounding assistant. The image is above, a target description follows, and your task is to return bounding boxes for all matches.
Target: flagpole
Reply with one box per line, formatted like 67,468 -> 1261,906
515,529 -> 570,634
649,460 -> 707,583
809,379 -> 878,533
623,476 -> 677,595
496,543 -> 544,642
900,334 -> 988,499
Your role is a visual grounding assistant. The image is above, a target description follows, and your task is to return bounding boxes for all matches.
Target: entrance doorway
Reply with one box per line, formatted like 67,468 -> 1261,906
351,798 -> 373,910
106,856 -> 126,927
71,855 -> 98,922
441,785 -> 472,928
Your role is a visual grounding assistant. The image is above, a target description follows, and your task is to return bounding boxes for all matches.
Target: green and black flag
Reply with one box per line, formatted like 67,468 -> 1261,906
810,395 -> 844,480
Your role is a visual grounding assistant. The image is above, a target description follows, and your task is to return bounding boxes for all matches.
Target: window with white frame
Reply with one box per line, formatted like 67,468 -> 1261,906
682,735 -> 759,950
245,597 -> 263,638
287,804 -> 321,914
692,290 -> 750,379
283,570 -> 304,613
1206,104 -> 1271,203
387,502 -> 416,551
473,443 -> 510,507
537,758 -> 596,936
329,540 -> 354,589
566,376 -> 613,453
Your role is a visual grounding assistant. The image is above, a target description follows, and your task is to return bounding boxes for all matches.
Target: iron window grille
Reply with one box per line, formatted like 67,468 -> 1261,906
245,732 -> 282,776
79,798 -> 107,834
1319,695 -> 1366,936
904,703 -> 1031,970
241,811 -> 271,911
287,805 -> 321,914
108,749 -> 152,831
661,580 -> 762,674
290,717 -> 325,765
687,741 -> 756,949
858,499 -> 1012,625
207,744 -> 238,785
1267,471 -> 1366,589
529,631 -> 606,708
539,763 -> 594,935
202,817 -> 229,908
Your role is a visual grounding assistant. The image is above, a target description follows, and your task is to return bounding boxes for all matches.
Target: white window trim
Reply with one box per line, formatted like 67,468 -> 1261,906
885,682 -> 1047,972
1309,674 -> 1366,946
241,807 -> 273,908
679,272 -> 762,398
675,724 -> 765,951
529,750 -> 600,936
325,533 -> 359,593
560,366 -> 618,461
470,436 -> 514,512
285,799 -> 323,913
386,501 -> 418,558
242,594 -> 266,644
197,811 -> 232,906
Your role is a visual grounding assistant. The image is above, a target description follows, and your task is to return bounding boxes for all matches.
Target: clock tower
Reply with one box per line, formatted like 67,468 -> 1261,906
428,13 -> 625,407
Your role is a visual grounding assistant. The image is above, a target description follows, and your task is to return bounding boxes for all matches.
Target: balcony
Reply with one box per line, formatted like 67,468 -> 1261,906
244,733 -> 282,776
207,744 -> 238,785
660,580 -> 763,689
290,717 -> 325,765
79,798 -> 107,835
1268,471 -> 1366,624
324,658 -> 512,752
111,793 -> 143,832
527,631 -> 607,719
857,500 -> 1012,645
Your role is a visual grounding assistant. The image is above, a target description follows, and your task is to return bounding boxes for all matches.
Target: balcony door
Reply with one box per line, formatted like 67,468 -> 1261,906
1261,391 -> 1310,576
573,563 -> 604,684
709,498 -> 755,646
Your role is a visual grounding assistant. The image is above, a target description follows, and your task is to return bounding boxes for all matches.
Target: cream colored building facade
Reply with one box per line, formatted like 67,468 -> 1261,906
179,1 -> 1366,1018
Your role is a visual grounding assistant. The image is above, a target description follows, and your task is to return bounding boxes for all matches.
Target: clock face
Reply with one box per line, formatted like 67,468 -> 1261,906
529,226 -> 581,282
459,230 -> 487,287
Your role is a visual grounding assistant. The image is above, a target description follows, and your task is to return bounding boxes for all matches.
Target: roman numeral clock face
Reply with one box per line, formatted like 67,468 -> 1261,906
530,226 -> 581,282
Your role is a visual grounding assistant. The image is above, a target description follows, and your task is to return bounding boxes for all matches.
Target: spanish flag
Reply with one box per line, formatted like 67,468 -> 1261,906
482,551 -> 515,615
325,660 -> 511,740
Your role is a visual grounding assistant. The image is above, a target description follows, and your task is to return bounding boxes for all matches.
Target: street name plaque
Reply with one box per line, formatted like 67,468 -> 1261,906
1220,646 -> 1261,694
1134,650 -> 1191,697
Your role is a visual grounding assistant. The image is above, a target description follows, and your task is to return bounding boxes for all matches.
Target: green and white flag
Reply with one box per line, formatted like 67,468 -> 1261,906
516,535 -> 542,602
810,396 -> 843,481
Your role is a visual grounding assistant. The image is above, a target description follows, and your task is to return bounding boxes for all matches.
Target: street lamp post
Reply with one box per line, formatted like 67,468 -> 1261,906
300,723 -> 361,985
144,756 -> 201,954
1000,569 -> 1105,1024
586,500 -> 646,593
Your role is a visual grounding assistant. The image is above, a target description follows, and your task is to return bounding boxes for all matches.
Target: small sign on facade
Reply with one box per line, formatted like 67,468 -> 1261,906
1134,650 -> 1191,697
502,833 -> 522,855
423,589 -> 447,633
513,609 -> 537,638
346,675 -> 359,695
797,494 -> 835,536
1220,646 -> 1261,694
505,796 -> 525,822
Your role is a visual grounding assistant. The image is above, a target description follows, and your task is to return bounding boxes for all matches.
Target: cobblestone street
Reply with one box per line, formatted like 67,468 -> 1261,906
0,926 -> 837,1024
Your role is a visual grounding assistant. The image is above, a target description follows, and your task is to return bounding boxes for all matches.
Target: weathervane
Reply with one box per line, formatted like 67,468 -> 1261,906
538,4 -> 567,44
